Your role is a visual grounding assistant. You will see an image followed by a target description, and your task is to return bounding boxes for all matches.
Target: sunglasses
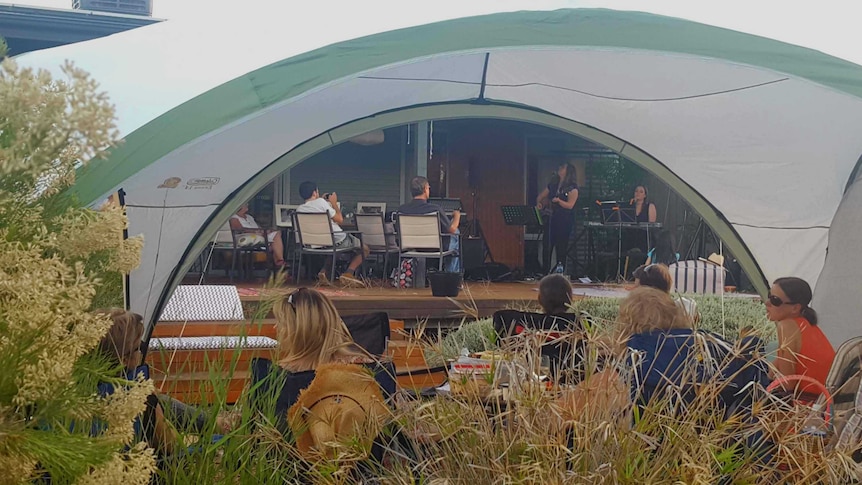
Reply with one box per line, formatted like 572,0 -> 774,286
287,287 -> 304,306
767,293 -> 795,306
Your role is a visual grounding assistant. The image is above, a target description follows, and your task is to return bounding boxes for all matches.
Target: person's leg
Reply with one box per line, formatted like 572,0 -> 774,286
446,231 -> 460,273
555,223 -> 573,273
270,231 -> 285,264
346,241 -> 369,273
339,236 -> 367,286
542,221 -> 556,273
551,223 -> 571,272
159,395 -> 208,432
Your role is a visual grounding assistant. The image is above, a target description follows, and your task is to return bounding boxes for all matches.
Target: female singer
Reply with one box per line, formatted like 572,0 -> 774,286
631,185 -> 657,223
536,162 -> 579,273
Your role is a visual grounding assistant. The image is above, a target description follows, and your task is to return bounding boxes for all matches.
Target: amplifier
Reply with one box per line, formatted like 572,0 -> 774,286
461,237 -> 485,271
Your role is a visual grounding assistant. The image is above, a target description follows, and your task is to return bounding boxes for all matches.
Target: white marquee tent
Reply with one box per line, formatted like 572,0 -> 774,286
17,7 -> 862,345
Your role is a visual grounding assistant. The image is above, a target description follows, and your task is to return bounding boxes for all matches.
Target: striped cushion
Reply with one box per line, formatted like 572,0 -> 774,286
148,336 -> 277,351
669,260 -> 725,294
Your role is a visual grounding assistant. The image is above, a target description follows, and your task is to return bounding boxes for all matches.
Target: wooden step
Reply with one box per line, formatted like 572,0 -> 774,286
147,348 -> 275,375
151,319 -> 406,340
387,340 -> 428,368
150,370 -> 251,404
151,320 -> 277,338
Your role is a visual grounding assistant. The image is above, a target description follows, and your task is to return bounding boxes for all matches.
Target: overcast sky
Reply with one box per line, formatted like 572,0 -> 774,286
15,0 -> 862,66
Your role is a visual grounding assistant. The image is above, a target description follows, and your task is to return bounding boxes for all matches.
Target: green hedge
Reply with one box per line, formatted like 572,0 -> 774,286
437,293 -> 773,361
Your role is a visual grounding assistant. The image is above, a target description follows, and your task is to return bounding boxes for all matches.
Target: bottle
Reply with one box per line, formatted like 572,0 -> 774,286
553,261 -> 565,274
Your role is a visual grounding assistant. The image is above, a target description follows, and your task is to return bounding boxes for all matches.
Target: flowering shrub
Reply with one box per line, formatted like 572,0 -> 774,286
0,55 -> 152,483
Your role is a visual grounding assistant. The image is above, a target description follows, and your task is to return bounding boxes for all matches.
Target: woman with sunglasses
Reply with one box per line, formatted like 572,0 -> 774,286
766,277 -> 835,390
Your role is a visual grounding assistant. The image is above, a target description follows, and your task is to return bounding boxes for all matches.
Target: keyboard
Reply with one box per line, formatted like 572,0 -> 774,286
584,221 -> 663,229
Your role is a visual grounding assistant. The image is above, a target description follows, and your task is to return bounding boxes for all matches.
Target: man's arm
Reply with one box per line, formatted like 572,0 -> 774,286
329,192 -> 344,224
448,210 -> 461,234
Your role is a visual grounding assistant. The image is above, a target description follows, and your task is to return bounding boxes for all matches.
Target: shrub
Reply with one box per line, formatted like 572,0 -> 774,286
0,57 -> 152,483
572,294 -> 773,339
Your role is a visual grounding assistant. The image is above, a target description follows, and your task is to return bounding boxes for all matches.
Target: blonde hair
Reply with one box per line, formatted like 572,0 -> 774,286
618,287 -> 690,336
273,288 -> 367,372
97,308 -> 144,370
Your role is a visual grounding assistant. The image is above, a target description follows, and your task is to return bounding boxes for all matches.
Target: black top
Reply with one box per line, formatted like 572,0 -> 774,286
547,181 -> 578,224
631,199 -> 652,223
397,198 -> 453,233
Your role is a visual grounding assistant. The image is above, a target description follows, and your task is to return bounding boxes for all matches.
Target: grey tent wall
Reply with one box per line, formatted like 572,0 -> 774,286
813,154 -> 862,346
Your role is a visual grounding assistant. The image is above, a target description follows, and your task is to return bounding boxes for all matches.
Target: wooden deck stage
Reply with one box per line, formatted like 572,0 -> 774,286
238,280 -> 548,324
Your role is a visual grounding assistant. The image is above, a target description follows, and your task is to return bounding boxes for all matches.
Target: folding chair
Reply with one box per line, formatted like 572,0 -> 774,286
292,212 -> 362,282
493,310 -> 584,382
229,228 -> 271,283
355,213 -> 399,279
826,337 -> 862,460
395,212 -> 457,273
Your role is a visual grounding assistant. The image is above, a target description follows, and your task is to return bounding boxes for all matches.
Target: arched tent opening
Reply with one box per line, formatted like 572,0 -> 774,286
172,104 -> 768,338
18,9 -> 862,344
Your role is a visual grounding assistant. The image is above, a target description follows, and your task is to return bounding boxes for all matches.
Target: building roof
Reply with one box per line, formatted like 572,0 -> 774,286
0,3 -> 159,56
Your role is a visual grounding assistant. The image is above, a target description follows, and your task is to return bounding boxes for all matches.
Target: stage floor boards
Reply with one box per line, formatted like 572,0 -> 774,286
174,276 -> 622,327
235,280 -> 547,324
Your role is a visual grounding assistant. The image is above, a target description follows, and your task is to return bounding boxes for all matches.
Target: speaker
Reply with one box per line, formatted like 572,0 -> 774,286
461,237 -> 485,271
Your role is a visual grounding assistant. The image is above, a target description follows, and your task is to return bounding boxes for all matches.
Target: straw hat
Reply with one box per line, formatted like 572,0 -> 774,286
706,253 -> 725,266
287,362 -> 389,459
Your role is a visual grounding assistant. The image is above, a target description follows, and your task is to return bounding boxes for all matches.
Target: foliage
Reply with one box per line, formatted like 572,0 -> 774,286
438,317 -> 496,361
572,293 -> 774,339
152,323 -> 861,484
0,58 -> 152,483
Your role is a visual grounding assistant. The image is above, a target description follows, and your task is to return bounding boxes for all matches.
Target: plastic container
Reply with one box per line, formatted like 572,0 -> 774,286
427,271 -> 462,297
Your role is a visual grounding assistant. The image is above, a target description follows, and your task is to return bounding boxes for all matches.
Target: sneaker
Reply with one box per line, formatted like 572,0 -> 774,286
338,272 -> 367,288
317,272 -> 333,287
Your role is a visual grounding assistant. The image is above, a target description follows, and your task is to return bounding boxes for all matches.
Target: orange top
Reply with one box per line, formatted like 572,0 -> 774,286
794,317 -> 836,391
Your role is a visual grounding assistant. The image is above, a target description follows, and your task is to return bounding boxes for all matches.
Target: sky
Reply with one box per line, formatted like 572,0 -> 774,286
14,0 -> 862,66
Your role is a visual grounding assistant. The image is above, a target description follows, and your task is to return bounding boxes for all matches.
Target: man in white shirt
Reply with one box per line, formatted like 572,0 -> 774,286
296,180 -> 367,286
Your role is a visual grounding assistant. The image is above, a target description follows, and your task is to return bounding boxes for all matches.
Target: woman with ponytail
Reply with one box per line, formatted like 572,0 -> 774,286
765,277 -> 835,390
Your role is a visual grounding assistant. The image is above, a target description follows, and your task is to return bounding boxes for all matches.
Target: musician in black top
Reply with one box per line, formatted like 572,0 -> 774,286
630,184 -> 657,223
625,184 -> 659,266
536,163 -> 579,273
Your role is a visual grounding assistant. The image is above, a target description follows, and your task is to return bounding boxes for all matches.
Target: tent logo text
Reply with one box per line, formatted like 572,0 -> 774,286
185,177 -> 220,190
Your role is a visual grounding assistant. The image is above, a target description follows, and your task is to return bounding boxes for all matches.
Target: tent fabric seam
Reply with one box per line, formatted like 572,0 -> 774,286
486,77 -> 790,102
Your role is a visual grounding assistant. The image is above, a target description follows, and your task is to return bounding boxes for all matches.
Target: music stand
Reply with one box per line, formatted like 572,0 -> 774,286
599,201 -> 636,225
501,205 -> 543,227
597,201 -> 636,281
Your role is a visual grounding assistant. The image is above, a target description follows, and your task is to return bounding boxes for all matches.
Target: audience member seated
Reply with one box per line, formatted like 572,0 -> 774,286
250,288 -> 395,441
296,181 -> 368,286
95,310 -> 234,454
493,274 -> 583,382
618,288 -> 768,413
644,229 -> 679,266
632,263 -> 698,324
397,176 -> 461,273
538,273 -> 573,314
766,277 -> 836,397
229,203 -> 287,268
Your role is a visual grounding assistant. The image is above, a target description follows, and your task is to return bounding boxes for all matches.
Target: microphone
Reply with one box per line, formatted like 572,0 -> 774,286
629,198 -> 635,205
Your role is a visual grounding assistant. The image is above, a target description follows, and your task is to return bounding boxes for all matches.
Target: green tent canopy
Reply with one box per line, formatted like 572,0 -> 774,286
19,8 -> 862,345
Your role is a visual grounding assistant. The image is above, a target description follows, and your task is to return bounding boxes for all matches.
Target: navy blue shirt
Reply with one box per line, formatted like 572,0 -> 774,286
397,199 -> 453,234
